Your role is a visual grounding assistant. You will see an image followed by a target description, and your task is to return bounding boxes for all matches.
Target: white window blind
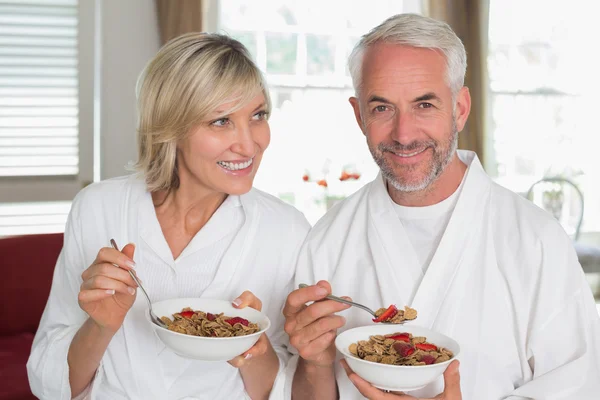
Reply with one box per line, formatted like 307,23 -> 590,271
0,0 -> 79,177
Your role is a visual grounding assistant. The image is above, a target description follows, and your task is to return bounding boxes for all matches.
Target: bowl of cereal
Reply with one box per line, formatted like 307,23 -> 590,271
149,298 -> 270,361
335,324 -> 460,392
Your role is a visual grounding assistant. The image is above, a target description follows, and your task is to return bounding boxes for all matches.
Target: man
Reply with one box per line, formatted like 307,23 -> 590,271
282,13 -> 600,400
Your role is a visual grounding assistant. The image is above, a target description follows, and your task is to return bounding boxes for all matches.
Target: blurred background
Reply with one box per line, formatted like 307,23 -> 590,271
1,0 -> 600,291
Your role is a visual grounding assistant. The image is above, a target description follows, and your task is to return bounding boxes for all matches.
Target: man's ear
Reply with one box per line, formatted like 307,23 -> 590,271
349,96 -> 366,136
454,86 -> 471,132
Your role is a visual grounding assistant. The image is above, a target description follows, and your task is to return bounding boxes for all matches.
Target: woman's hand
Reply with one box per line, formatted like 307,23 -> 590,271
228,290 -> 269,368
78,244 -> 139,333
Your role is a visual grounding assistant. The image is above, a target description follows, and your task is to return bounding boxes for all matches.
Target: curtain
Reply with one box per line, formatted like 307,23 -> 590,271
155,0 -> 203,45
423,0 -> 490,165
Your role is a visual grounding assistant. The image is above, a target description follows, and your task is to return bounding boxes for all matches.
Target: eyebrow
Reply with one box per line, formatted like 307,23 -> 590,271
213,102 -> 266,116
367,93 -> 442,104
368,95 -> 391,104
413,92 -> 441,103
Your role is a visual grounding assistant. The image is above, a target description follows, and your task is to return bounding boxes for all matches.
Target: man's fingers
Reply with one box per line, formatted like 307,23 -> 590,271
442,360 -> 462,399
296,330 -> 336,361
294,298 -> 351,330
293,315 -> 346,346
340,359 -> 411,399
283,283 -> 331,318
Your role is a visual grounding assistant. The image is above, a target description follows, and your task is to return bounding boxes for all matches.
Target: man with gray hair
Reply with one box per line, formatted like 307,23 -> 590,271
282,13 -> 600,399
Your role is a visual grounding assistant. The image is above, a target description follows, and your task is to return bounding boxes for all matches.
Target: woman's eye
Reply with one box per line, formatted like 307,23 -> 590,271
252,110 -> 269,120
211,118 -> 229,127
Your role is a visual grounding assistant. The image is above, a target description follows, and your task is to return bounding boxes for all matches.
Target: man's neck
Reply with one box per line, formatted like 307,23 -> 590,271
387,154 -> 468,207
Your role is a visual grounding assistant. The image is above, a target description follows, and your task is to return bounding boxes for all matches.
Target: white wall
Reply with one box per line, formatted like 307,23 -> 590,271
99,0 -> 161,179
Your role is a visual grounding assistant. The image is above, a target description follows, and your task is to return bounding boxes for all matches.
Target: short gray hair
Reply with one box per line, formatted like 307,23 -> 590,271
348,13 -> 467,96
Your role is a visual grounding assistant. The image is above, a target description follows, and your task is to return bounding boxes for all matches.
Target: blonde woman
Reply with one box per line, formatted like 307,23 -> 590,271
27,33 -> 309,399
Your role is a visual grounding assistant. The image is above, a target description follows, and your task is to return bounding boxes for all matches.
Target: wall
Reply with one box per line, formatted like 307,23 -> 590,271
100,0 -> 161,179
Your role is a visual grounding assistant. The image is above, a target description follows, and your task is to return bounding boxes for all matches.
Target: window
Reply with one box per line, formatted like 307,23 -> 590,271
487,0 -> 599,234
0,0 -> 95,235
218,0 -> 422,224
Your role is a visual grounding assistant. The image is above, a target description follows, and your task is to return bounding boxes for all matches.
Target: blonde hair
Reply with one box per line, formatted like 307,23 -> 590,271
348,13 -> 467,97
134,32 -> 271,192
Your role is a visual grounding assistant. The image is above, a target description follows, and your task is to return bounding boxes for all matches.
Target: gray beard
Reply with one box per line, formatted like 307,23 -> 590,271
370,122 -> 458,193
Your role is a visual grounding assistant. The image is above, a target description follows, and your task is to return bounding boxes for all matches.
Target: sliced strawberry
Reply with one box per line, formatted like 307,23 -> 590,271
388,333 -> 410,342
206,313 -> 216,321
180,310 -> 194,318
225,317 -> 249,327
372,304 -> 398,323
415,343 -> 438,351
393,342 -> 415,357
421,355 -> 436,365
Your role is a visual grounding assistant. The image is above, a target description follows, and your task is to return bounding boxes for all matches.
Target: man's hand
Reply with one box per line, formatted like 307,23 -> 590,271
341,359 -> 462,400
283,280 -> 351,367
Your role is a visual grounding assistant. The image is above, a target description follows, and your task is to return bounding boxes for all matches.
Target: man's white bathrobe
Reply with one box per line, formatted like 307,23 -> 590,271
286,151 -> 600,399
27,175 -> 310,400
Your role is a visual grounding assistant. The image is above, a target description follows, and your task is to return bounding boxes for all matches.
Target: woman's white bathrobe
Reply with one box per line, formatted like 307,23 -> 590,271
27,175 -> 310,399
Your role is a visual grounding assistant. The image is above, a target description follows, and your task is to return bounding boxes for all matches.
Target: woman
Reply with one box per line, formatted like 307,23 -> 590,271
27,33 -> 310,399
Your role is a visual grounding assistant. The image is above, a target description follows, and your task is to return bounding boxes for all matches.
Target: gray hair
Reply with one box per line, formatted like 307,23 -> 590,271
348,13 -> 467,96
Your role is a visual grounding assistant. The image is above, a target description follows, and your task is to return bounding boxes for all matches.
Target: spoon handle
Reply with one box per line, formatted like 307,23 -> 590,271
298,283 -> 377,318
109,239 -> 152,310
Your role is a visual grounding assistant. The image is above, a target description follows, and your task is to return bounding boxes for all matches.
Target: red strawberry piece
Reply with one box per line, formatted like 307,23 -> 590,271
421,355 -> 436,365
317,179 -> 328,187
388,334 -> 410,342
393,342 -> 415,357
225,317 -> 249,327
206,313 -> 216,321
415,343 -> 438,351
372,304 -> 398,323
302,174 -> 309,182
180,311 -> 194,318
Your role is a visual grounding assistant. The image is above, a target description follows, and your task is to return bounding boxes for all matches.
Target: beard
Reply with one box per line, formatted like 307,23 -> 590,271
368,120 -> 458,193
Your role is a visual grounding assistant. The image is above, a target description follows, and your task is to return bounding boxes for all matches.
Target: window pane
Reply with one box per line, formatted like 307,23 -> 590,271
266,32 -> 297,75
306,34 -> 335,76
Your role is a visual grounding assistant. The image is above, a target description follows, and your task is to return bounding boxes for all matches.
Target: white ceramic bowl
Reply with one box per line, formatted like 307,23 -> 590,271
149,298 -> 270,361
335,324 -> 460,392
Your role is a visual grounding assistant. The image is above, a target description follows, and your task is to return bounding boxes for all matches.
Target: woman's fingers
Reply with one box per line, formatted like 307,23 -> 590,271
77,288 -> 116,304
228,334 -> 269,368
232,290 -> 262,311
81,274 -> 136,296
92,246 -> 136,270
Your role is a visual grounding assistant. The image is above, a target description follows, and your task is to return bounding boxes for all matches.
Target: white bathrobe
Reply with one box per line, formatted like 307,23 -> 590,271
27,175 -> 310,400
285,151 -> 600,399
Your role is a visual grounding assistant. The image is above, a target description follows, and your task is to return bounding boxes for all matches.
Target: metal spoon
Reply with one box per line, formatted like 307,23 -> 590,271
110,239 -> 167,328
298,283 -> 414,324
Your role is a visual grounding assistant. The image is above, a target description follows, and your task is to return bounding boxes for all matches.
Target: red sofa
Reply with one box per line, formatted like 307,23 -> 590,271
0,233 -> 63,400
